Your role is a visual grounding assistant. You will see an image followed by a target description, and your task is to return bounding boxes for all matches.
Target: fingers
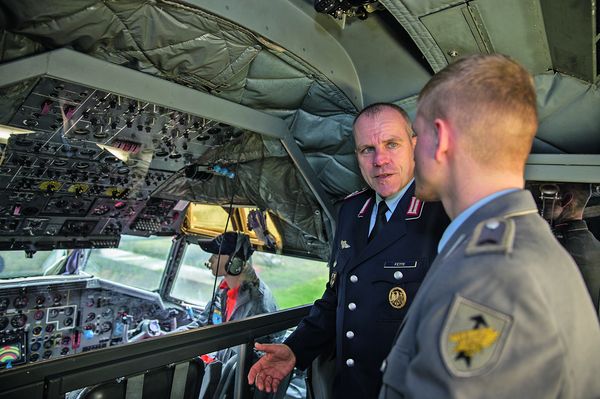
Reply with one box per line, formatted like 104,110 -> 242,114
248,343 -> 295,392
271,376 -> 281,393
254,342 -> 277,354
258,373 -> 280,393
247,361 -> 262,385
248,363 -> 281,393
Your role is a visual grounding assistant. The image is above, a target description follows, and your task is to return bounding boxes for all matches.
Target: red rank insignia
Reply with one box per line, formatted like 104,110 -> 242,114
405,196 -> 423,220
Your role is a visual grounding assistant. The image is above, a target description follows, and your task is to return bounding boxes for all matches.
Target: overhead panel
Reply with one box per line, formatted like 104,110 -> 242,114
420,2 -> 494,63
0,50 -> 332,259
392,0 -> 552,74
539,0 -> 598,83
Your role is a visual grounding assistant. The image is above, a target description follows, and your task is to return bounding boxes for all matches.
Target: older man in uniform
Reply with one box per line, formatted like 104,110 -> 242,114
379,54 -> 600,398
248,103 -> 448,398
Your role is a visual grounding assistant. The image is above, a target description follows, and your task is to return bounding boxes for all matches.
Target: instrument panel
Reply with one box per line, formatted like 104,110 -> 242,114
0,278 -> 182,369
0,75 -> 247,253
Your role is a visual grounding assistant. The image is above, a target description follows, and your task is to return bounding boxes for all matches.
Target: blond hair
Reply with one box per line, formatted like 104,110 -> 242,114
418,54 -> 537,171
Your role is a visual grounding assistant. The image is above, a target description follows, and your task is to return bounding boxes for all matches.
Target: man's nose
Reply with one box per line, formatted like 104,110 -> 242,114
372,149 -> 389,166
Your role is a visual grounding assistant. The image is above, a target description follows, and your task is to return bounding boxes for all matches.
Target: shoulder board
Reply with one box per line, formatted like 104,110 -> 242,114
344,188 -> 369,200
465,218 -> 516,256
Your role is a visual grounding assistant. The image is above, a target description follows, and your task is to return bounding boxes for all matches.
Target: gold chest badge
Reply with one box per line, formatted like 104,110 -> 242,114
388,287 -> 407,309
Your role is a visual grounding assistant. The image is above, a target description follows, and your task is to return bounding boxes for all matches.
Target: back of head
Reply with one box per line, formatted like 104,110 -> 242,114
418,54 -> 538,173
557,182 -> 592,222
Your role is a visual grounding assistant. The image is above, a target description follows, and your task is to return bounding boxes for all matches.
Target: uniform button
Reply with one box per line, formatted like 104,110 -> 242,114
346,358 -> 355,367
485,220 -> 500,229
350,275 -> 358,283
346,331 -> 355,339
348,302 -> 357,311
394,271 -> 403,280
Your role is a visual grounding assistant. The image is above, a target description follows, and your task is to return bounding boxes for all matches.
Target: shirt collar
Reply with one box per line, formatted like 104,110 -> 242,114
226,285 -> 240,299
375,178 -> 414,214
438,188 -> 518,253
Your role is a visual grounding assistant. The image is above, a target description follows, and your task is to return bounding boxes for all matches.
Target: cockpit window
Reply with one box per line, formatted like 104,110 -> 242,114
252,252 -> 328,309
170,242 -> 213,305
0,250 -> 68,279
170,242 -> 328,308
84,235 -> 173,291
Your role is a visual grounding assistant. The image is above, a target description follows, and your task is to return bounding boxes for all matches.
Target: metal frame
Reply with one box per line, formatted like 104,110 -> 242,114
0,305 -> 311,399
0,49 -> 336,232
525,154 -> 600,182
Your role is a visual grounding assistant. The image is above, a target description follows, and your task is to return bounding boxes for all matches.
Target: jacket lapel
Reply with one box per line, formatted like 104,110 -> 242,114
352,196 -> 373,255
349,184 -> 416,270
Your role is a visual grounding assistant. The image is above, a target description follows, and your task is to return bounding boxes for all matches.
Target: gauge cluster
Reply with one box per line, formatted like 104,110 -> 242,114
0,279 -> 183,369
0,75 -> 249,252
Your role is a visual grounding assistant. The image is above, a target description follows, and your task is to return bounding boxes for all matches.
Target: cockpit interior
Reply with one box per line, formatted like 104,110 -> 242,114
0,1 -> 598,398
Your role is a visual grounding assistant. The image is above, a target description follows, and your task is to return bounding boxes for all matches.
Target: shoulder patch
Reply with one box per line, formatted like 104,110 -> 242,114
344,188 -> 368,200
465,218 -> 515,256
441,295 -> 512,377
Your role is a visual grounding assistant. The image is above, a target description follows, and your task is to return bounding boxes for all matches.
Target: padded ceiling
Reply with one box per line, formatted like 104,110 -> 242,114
0,0 -> 598,259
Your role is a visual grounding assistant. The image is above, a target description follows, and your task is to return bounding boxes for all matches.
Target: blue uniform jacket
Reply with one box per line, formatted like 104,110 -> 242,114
285,182 -> 448,399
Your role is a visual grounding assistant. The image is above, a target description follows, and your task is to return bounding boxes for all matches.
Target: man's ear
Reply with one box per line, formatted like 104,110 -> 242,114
561,192 -> 574,208
433,118 -> 450,162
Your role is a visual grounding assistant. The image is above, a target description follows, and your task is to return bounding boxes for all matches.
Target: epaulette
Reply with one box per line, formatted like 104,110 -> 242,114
465,218 -> 515,256
344,187 -> 368,200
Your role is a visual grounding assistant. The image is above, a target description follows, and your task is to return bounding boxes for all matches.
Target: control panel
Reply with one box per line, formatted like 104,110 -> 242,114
0,76 -> 247,252
0,279 -> 185,369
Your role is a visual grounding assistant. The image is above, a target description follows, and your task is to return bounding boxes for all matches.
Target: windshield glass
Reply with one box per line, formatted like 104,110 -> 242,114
84,235 -> 173,291
171,242 -> 328,307
0,250 -> 68,279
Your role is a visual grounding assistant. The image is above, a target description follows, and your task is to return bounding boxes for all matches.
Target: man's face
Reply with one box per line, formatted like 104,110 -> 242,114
413,111 -> 441,201
208,253 -> 231,276
354,107 -> 416,198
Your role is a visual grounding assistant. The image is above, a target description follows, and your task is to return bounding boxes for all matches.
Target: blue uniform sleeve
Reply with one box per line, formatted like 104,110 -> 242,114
284,281 -> 338,369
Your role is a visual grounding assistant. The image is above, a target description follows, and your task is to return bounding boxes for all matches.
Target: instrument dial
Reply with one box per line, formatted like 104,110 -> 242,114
100,321 -> 112,333
11,313 -> 27,328
0,297 -> 8,311
14,295 -> 28,309
34,309 -> 44,320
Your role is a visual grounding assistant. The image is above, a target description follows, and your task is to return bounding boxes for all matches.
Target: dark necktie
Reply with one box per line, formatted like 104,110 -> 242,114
369,201 -> 389,242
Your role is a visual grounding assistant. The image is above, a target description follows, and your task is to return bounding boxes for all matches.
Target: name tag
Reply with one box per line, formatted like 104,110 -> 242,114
383,261 -> 418,269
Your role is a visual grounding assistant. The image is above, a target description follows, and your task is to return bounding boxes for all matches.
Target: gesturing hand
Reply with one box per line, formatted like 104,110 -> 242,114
247,343 -> 296,393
